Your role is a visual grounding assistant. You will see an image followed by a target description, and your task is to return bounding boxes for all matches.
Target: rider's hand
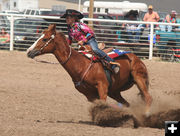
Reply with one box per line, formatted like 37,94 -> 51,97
78,40 -> 84,46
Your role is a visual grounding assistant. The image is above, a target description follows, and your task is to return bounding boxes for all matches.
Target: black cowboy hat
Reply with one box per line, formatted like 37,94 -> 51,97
61,9 -> 84,19
124,10 -> 138,19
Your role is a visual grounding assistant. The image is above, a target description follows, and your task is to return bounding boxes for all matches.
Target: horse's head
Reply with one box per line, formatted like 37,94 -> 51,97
27,24 -> 56,59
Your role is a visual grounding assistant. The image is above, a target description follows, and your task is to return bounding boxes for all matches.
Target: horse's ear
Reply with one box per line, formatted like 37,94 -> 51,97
48,24 -> 56,32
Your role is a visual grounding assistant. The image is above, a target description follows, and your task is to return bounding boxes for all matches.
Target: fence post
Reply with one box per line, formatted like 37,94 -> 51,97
10,15 -> 14,51
149,23 -> 154,60
88,0 -> 94,30
78,0 -> 81,11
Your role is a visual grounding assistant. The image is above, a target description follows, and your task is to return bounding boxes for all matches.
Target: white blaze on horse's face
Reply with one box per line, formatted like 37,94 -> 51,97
27,34 -> 45,53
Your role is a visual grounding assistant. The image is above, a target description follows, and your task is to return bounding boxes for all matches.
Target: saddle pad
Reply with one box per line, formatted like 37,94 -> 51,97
79,49 -> 130,60
108,49 -> 131,58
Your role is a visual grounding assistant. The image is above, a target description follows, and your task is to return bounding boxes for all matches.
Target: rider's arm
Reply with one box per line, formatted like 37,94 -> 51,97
85,33 -> 92,41
78,23 -> 94,41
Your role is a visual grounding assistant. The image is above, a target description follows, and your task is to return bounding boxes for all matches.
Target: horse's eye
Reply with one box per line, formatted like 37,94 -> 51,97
42,39 -> 48,42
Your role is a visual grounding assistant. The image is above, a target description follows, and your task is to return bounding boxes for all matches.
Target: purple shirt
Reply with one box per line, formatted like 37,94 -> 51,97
68,22 -> 94,44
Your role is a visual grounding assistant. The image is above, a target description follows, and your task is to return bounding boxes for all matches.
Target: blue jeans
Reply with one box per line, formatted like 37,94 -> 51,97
86,38 -> 114,62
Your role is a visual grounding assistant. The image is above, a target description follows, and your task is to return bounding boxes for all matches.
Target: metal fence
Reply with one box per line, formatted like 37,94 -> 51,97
0,13 -> 180,62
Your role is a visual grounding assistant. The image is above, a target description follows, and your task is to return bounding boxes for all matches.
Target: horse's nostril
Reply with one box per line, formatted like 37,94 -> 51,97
27,50 -> 41,59
27,51 -> 34,58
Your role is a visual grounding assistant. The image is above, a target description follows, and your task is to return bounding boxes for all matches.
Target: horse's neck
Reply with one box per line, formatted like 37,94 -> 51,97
53,41 -> 90,81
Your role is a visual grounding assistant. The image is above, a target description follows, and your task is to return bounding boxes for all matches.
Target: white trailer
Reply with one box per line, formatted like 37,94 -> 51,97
83,1 -> 148,15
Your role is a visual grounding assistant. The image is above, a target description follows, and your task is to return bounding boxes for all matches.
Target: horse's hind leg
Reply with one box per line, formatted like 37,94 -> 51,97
132,71 -> 152,116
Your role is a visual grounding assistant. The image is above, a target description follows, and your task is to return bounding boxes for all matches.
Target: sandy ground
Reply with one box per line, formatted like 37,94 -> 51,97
0,50 -> 179,136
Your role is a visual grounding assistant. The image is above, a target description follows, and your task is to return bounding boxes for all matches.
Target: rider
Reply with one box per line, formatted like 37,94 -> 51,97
61,9 -> 119,74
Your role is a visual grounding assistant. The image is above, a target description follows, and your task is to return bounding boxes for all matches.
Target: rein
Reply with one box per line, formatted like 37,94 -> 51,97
73,58 -> 94,87
61,47 -> 72,65
34,58 -> 59,65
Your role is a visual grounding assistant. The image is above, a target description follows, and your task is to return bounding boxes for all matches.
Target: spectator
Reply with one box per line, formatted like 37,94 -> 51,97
161,10 -> 177,32
0,28 -> 10,46
143,5 -> 160,27
122,10 -> 142,43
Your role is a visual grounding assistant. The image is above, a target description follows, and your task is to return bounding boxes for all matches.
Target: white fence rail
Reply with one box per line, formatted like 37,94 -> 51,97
0,13 -> 180,62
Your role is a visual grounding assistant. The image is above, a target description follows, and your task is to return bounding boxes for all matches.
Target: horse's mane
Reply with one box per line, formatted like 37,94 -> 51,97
56,31 -> 69,46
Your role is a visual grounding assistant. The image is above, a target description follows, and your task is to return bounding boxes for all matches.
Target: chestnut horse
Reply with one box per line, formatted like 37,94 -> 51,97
27,24 -> 152,116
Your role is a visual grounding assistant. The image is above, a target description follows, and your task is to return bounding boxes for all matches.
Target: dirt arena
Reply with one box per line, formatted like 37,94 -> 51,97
0,50 -> 180,136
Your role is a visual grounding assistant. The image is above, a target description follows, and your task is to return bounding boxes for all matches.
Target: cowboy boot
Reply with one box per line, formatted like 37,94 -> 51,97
111,62 -> 120,74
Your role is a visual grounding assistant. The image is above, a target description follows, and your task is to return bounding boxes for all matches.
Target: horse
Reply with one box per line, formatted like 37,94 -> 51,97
27,24 -> 152,116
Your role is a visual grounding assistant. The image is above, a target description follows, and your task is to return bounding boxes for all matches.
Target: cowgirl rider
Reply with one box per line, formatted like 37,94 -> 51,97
61,9 -> 119,74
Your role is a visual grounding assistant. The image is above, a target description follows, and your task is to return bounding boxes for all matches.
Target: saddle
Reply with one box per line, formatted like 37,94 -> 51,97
79,42 -> 120,68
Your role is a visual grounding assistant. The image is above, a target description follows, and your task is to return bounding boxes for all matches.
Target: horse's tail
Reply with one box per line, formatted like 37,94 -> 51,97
143,62 -> 149,91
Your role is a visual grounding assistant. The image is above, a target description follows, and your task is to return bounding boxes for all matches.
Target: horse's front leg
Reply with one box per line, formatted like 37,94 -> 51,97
96,81 -> 108,101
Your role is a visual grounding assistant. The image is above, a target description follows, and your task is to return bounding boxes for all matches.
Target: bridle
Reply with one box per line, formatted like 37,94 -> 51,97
40,34 -> 55,51
39,34 -> 72,65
